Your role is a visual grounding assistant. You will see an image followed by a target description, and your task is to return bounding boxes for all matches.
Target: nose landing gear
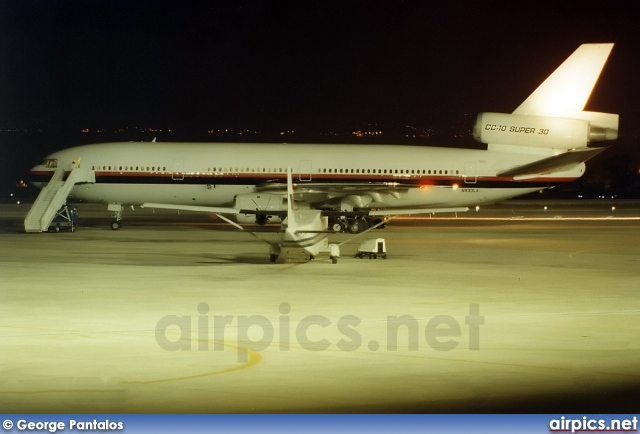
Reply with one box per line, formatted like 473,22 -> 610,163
108,203 -> 123,230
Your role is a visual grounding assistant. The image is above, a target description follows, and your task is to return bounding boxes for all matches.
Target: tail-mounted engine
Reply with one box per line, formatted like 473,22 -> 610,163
473,112 -> 618,150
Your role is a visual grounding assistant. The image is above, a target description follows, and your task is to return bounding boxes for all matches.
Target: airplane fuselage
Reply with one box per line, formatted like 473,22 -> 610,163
29,141 -> 584,210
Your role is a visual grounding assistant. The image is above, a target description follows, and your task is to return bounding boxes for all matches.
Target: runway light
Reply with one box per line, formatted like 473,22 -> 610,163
544,206 -> 548,211
452,184 -> 459,190
475,205 -> 480,212
611,206 -> 616,212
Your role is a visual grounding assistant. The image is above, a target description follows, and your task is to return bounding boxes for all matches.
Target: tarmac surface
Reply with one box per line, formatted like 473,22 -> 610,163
1,201 -> 639,413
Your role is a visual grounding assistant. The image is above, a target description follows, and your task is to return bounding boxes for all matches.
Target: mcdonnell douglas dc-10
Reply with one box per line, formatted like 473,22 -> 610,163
26,43 -> 619,263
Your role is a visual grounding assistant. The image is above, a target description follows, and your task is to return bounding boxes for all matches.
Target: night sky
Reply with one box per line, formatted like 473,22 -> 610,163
1,0 -> 640,195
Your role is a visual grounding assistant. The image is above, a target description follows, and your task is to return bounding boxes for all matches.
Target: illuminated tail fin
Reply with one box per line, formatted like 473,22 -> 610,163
513,43 -> 617,130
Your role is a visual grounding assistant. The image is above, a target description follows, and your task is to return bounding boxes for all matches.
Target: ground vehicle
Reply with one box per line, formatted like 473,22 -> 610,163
48,205 -> 78,232
355,238 -> 386,259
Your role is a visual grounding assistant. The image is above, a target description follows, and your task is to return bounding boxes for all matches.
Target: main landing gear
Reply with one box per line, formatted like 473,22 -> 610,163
330,217 -> 384,234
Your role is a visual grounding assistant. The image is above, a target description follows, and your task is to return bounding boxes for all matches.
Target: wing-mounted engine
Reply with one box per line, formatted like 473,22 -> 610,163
473,112 -> 618,151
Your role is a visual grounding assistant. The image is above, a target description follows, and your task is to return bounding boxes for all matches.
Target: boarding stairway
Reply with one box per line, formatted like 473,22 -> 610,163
24,167 -> 95,232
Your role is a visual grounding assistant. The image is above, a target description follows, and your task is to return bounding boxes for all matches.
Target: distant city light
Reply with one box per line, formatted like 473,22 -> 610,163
352,130 -> 382,137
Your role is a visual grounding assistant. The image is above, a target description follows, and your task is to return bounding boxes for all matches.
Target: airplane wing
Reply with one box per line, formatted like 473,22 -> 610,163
255,181 -> 411,193
254,181 -> 413,206
254,180 -> 438,209
140,202 -> 279,245
367,207 -> 468,216
141,203 -> 243,215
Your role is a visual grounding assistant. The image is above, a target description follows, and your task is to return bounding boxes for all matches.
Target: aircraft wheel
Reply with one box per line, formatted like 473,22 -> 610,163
348,219 -> 361,234
331,256 -> 338,264
110,220 -> 122,230
269,254 -> 278,263
331,220 -> 345,233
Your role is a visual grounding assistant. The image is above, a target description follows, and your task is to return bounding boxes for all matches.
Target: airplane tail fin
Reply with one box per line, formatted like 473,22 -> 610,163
513,43 -> 614,118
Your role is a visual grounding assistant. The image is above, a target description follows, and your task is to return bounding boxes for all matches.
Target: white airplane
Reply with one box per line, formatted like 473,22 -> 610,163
26,43 -> 619,263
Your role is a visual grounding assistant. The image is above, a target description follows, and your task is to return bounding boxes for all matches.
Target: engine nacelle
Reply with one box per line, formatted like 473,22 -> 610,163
234,193 -> 284,224
473,112 -> 617,150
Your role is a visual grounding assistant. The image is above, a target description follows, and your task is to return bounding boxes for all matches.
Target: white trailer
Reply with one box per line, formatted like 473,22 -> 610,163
355,238 -> 386,259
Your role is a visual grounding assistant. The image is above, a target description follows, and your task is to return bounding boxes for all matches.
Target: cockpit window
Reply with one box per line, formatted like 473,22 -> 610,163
42,159 -> 58,168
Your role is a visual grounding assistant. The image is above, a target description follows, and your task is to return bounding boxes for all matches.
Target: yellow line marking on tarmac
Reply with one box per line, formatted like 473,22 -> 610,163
0,338 -> 262,393
122,341 -> 262,385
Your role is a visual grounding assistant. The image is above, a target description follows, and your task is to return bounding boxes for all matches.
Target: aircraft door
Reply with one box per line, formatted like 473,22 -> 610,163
299,160 -> 312,182
463,162 -> 477,184
172,159 -> 184,180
